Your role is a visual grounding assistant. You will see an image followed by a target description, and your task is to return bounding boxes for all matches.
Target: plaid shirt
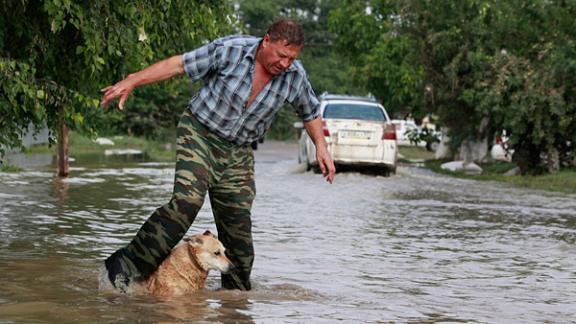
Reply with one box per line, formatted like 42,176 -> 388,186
182,35 -> 320,145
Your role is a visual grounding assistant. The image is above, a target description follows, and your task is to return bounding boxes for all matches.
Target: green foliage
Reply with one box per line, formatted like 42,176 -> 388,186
1,162 -> 24,173
0,0 -> 234,155
329,2 -> 424,118
331,0 -> 576,174
406,127 -> 440,151
398,146 -> 435,162
104,78 -> 195,141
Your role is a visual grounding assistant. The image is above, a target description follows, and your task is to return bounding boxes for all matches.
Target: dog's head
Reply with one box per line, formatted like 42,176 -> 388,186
183,230 -> 234,274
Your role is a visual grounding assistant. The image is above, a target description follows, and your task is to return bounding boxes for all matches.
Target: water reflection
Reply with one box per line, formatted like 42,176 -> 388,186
0,143 -> 575,322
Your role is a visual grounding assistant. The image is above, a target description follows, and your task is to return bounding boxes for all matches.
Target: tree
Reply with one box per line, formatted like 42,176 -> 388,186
330,0 -> 576,174
1,0 -> 234,175
329,1 -> 424,119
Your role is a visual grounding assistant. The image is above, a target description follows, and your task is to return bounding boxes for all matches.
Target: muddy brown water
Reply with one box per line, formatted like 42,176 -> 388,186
1,141 -> 575,323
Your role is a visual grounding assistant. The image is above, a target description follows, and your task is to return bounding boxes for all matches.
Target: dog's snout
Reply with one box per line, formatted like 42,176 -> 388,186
221,262 -> 236,274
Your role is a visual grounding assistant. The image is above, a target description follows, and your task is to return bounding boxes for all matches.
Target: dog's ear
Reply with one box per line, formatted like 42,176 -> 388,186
203,230 -> 217,238
188,237 -> 203,246
183,236 -> 202,245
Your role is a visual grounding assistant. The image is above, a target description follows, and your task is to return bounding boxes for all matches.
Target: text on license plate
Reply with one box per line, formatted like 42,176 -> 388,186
340,130 -> 372,139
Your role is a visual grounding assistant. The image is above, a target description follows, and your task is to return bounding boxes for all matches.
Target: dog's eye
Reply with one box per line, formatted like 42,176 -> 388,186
214,251 -> 221,256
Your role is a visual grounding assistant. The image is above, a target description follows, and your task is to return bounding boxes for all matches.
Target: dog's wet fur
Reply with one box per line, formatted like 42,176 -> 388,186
99,230 -> 234,297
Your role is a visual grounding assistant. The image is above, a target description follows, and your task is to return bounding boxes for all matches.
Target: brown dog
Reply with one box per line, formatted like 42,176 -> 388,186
146,230 -> 234,296
99,230 -> 234,297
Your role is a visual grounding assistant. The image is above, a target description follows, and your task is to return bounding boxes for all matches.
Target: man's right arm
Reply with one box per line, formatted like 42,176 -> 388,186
100,55 -> 185,110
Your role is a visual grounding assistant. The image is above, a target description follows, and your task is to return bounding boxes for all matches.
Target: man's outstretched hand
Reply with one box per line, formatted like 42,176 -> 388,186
99,55 -> 185,110
100,76 -> 136,110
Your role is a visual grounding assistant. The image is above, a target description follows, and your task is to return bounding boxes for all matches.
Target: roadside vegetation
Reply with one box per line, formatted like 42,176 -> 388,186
25,132 -> 176,162
332,1 -> 576,175
398,146 -> 436,162
2,0 -> 575,180
399,146 -> 576,194
1,163 -> 23,172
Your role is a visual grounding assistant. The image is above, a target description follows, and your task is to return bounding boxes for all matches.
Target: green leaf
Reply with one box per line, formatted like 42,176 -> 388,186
1,0 -> 234,155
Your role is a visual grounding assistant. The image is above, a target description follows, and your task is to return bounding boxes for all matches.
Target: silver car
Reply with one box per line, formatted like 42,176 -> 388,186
295,94 -> 398,175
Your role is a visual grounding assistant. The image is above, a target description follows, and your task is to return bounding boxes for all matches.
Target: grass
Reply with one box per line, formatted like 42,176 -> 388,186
399,146 -> 576,194
1,163 -> 23,172
398,145 -> 436,162
424,159 -> 576,194
496,170 -> 576,193
26,132 -> 176,162
399,146 -> 575,194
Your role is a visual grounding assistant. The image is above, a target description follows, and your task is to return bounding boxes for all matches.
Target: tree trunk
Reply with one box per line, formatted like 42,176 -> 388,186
434,128 -> 453,160
512,142 -> 545,175
547,146 -> 560,174
460,137 -> 489,164
57,105 -> 69,177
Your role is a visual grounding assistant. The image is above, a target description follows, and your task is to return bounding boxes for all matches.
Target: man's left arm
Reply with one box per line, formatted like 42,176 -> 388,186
291,71 -> 335,183
304,118 -> 335,184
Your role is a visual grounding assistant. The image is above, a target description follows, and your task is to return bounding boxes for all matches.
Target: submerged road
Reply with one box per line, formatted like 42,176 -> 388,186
0,140 -> 574,322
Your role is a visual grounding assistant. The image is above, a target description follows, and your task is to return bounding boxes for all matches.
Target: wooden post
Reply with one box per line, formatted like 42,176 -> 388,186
57,105 -> 69,177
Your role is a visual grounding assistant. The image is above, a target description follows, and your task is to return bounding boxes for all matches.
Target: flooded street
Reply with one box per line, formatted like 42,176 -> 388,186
1,141 -> 575,323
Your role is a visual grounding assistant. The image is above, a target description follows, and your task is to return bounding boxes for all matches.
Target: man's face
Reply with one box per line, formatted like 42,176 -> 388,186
258,34 -> 302,75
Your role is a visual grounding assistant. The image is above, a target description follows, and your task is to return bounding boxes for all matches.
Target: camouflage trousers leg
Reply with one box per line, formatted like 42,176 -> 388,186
105,110 -> 255,292
209,149 -> 255,290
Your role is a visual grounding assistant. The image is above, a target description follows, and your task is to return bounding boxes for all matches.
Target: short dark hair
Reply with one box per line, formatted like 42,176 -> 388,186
266,19 -> 304,46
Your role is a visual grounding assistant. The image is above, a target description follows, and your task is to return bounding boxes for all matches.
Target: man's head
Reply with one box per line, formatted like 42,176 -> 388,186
266,19 -> 305,46
257,19 -> 304,76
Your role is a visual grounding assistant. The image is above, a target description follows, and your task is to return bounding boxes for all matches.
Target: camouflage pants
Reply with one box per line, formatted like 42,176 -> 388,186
105,109 -> 256,291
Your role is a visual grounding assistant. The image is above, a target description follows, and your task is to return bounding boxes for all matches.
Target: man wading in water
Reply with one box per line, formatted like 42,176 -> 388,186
100,19 -> 335,292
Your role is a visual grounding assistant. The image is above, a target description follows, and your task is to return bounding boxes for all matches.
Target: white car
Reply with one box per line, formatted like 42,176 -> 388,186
295,94 -> 398,175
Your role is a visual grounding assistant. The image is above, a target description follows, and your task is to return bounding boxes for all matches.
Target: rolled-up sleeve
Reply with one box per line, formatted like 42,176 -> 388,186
182,40 -> 221,82
292,78 -> 320,121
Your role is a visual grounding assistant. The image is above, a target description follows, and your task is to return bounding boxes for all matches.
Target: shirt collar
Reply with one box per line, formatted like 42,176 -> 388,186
245,38 -> 260,61
245,38 -> 298,73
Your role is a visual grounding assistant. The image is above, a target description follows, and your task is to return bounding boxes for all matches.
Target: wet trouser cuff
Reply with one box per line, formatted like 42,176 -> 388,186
222,270 -> 251,291
104,247 -> 143,292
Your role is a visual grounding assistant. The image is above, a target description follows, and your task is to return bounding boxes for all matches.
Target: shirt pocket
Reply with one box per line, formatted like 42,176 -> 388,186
266,81 -> 291,108
218,61 -> 250,99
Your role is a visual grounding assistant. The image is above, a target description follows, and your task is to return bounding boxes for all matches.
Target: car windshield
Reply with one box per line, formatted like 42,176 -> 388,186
323,103 -> 386,121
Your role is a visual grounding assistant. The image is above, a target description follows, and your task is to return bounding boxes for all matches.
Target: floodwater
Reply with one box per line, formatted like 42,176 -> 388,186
0,141 -> 575,323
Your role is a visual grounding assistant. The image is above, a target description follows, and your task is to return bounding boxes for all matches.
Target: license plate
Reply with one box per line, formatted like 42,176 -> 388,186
340,130 -> 372,140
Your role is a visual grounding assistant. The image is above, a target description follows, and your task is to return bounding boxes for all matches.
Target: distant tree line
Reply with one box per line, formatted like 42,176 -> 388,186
3,0 -> 574,175
330,0 -> 576,174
